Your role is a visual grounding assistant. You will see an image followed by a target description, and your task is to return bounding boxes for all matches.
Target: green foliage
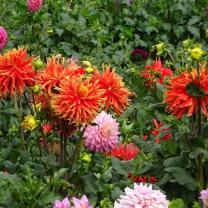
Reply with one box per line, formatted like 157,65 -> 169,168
169,198 -> 186,208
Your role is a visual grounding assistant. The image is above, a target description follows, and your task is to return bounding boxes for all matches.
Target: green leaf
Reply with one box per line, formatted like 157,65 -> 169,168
188,16 -> 201,25
111,157 -> 127,176
165,167 -> 197,191
163,156 -> 185,168
169,198 -> 186,208
81,174 -> 98,194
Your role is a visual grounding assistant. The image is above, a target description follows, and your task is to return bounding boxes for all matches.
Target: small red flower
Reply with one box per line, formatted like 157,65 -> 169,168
42,123 -> 53,135
140,59 -> 172,88
131,48 -> 148,62
107,143 -> 140,161
150,176 -> 157,184
150,119 -> 172,143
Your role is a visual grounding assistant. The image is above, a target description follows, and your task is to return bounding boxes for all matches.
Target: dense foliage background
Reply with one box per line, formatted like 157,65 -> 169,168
1,0 -> 208,207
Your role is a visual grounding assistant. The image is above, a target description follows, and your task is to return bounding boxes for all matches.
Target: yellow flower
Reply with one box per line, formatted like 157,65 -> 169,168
86,67 -> 95,73
190,47 -> 205,60
155,42 -> 165,56
21,115 -> 37,131
81,153 -> 92,163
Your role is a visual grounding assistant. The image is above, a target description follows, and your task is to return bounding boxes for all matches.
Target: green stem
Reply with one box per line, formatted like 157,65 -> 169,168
13,93 -> 26,150
196,61 -> 204,191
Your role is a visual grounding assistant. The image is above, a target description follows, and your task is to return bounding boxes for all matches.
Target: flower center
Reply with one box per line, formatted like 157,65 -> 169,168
78,84 -> 89,96
100,123 -> 113,138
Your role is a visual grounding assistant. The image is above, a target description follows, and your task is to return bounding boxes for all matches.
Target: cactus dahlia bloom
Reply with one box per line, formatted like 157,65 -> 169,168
107,143 -> 140,161
52,78 -> 104,125
0,26 -> 8,51
164,65 -> 208,119
53,197 -> 70,208
84,111 -> 120,153
36,58 -> 85,94
200,188 -> 208,208
93,65 -> 132,115
72,195 -> 93,208
140,59 -> 172,88
0,48 -> 35,97
114,183 -> 169,208
27,0 -> 43,12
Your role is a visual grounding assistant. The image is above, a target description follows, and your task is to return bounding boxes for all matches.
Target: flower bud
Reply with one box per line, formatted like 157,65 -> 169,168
21,115 -> 37,131
155,42 -> 165,56
32,85 -> 41,94
81,153 -> 92,163
42,123 -> 53,135
82,61 -> 92,67
85,67 -> 95,73
33,59 -> 44,70
190,47 -> 205,60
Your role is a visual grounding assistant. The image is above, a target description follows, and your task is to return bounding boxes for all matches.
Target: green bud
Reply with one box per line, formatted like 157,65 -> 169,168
81,153 -> 92,163
32,85 -> 41,94
33,59 -> 44,70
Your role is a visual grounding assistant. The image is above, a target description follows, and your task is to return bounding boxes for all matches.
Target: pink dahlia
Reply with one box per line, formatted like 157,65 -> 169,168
0,26 -> 8,51
27,0 -> 43,12
72,195 -> 93,208
84,111 -> 120,153
114,183 -> 169,208
200,188 -> 208,208
53,197 -> 70,208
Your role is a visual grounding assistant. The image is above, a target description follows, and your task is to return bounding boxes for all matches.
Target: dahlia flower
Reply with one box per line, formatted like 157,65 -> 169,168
0,26 -> 8,51
52,78 -> 103,125
36,58 -> 86,94
131,48 -> 148,62
36,58 -> 70,94
164,65 -> 208,119
27,0 -> 43,12
72,195 -> 93,208
84,111 -> 120,153
107,143 -> 140,161
21,115 -> 37,131
200,188 -> 208,208
53,197 -> 70,208
150,119 -> 172,143
114,183 -> 169,208
93,65 -> 132,115
140,59 -> 172,88
128,174 -> 157,184
0,48 -> 35,97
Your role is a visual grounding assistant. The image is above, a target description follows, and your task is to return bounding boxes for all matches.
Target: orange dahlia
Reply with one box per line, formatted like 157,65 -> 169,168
52,78 -> 104,125
0,48 -> 35,97
36,58 -> 84,94
93,65 -> 132,115
164,66 -> 208,119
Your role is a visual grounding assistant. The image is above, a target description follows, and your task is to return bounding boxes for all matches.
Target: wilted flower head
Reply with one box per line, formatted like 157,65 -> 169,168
107,143 -> 140,161
0,26 -> 8,51
93,65 -> 132,115
141,59 -> 172,88
27,0 -> 43,12
0,48 -> 35,97
72,195 -> 93,208
200,189 -> 208,208
114,183 -> 169,208
53,197 -> 70,208
84,111 -> 120,153
21,115 -> 37,131
164,65 -> 208,119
